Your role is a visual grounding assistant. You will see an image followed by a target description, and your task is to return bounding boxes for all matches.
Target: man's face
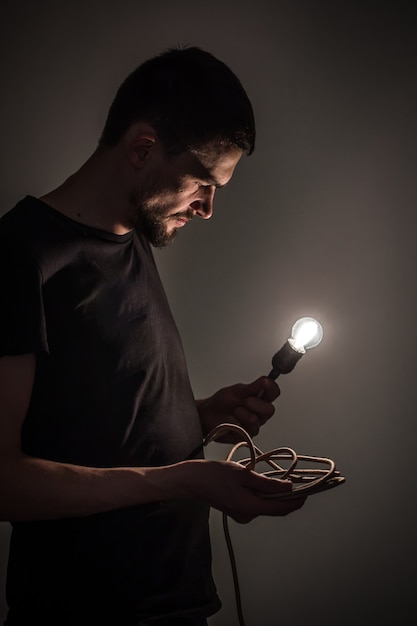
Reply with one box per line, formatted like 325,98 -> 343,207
131,146 -> 242,247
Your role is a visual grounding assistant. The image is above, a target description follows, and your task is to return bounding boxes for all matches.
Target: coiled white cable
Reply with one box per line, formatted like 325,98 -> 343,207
204,423 -> 345,626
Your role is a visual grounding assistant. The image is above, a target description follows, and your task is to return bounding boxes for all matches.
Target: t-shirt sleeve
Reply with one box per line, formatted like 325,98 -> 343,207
0,245 -> 49,357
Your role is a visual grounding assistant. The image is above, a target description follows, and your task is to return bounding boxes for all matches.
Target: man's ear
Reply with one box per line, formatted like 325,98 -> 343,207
123,123 -> 159,169
129,135 -> 156,168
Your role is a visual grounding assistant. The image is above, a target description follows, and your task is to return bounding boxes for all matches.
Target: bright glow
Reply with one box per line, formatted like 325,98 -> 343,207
289,317 -> 323,352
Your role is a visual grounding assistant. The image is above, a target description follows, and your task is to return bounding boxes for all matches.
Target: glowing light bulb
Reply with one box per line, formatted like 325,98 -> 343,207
288,317 -> 323,354
268,316 -> 323,379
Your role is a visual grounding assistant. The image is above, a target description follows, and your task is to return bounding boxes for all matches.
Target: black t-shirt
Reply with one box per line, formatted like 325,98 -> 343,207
0,196 -> 221,624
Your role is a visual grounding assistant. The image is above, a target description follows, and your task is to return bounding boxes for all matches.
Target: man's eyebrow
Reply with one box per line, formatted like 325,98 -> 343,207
191,157 -> 227,188
207,177 -> 225,189
198,168 -> 225,189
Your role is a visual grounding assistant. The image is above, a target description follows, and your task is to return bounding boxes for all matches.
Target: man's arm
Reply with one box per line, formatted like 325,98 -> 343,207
0,353 -> 190,521
0,355 -> 305,523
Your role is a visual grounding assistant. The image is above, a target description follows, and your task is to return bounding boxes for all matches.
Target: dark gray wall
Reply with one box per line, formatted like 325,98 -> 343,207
1,1 -> 416,624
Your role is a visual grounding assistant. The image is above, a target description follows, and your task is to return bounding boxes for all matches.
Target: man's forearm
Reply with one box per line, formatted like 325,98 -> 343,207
0,452 -> 189,522
0,451 -> 306,524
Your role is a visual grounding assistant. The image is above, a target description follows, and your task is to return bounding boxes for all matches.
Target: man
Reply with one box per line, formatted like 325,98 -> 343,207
0,46 -> 306,626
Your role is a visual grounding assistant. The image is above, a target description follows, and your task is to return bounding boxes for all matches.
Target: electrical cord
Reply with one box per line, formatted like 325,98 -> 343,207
203,423 -> 345,626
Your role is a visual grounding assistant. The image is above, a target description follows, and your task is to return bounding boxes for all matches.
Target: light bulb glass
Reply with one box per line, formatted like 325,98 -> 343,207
289,317 -> 323,353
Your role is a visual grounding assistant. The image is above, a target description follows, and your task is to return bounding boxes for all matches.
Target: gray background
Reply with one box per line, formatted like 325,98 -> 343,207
1,1 -> 416,624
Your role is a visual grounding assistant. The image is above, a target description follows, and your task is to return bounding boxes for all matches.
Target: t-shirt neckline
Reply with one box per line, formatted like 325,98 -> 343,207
27,195 -> 134,244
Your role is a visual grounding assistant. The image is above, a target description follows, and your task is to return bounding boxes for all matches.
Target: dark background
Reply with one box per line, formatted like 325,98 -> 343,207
1,1 -> 416,624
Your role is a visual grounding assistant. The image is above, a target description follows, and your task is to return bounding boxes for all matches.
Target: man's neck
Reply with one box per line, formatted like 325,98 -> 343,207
39,147 -> 134,235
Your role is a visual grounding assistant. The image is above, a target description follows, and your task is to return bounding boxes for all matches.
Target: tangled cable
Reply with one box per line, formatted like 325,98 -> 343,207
204,423 -> 345,626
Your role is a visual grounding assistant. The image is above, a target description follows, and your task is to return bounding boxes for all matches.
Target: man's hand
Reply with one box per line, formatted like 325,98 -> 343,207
173,458 -> 306,523
196,376 -> 280,442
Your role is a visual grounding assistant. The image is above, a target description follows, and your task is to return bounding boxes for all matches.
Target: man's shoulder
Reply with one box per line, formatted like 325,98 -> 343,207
0,195 -> 44,233
0,196 -> 83,276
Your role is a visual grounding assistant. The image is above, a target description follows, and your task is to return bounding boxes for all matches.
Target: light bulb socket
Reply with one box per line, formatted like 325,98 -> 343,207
269,340 -> 303,378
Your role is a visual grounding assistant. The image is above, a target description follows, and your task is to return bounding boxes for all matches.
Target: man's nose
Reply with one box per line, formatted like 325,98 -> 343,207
190,186 -> 215,219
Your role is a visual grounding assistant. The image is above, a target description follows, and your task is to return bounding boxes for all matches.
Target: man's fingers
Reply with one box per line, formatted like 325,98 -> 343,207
242,376 -> 280,403
233,406 -> 261,435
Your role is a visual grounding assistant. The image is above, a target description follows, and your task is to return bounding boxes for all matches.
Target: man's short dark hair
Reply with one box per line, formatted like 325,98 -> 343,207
99,46 -> 255,156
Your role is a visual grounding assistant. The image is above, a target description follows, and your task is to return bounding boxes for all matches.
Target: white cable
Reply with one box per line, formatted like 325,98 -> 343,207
204,423 -> 345,626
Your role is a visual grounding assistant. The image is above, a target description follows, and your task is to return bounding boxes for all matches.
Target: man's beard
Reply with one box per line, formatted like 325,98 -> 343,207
130,184 -> 190,248
137,205 -> 177,248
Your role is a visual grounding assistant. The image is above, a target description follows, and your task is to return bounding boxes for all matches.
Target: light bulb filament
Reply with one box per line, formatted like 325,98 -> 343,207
292,321 -> 319,349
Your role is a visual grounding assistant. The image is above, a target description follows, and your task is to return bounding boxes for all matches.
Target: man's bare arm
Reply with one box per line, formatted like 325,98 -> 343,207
0,354 -> 191,520
0,354 -> 305,523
